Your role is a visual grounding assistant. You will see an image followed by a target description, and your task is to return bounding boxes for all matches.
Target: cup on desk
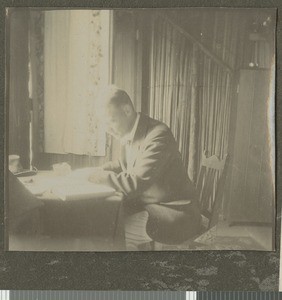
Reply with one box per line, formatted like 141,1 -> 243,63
9,154 -> 23,174
52,162 -> 72,176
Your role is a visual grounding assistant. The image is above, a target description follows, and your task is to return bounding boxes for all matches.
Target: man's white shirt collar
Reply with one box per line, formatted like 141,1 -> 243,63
121,113 -> 140,145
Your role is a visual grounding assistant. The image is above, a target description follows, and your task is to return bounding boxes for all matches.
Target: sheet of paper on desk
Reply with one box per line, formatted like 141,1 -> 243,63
18,181 -> 48,196
51,182 -> 115,201
66,167 -> 103,181
18,177 -> 53,196
18,168 -> 108,197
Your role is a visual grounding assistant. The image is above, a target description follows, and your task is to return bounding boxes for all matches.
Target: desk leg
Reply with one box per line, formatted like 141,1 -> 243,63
113,202 -> 126,250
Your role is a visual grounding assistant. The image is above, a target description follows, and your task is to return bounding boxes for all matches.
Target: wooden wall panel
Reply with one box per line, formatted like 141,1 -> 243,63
112,11 -> 142,110
254,71 -> 274,222
111,11 -> 143,162
228,69 -> 274,224
7,10 -> 30,168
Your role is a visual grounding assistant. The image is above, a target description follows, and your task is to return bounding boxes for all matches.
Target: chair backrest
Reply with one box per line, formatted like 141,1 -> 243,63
196,151 -> 228,229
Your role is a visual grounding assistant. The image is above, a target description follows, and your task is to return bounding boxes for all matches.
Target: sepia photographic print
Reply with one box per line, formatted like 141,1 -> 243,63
6,8 -> 276,252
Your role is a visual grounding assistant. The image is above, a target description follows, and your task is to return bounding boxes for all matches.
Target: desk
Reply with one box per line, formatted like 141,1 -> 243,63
10,171 -> 125,251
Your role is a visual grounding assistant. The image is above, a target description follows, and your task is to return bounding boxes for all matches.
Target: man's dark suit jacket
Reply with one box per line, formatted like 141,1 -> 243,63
99,113 -> 202,244
101,113 -> 198,206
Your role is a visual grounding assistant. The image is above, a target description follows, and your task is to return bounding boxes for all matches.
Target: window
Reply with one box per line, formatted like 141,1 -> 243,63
44,10 -> 111,156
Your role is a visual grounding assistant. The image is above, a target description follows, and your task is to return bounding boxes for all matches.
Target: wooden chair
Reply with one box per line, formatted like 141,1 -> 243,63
144,151 -> 228,250
196,151 -> 228,230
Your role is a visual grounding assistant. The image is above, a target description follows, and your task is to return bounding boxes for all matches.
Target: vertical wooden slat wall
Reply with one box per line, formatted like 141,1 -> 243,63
7,10 -> 30,168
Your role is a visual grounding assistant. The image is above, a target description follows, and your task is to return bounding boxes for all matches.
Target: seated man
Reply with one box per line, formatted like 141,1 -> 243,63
89,86 -> 201,249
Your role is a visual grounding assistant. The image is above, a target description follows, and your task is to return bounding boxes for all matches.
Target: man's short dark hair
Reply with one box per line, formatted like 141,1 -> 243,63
101,85 -> 134,108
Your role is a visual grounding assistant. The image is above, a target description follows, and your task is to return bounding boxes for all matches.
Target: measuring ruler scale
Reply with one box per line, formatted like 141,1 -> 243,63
0,291 -> 281,299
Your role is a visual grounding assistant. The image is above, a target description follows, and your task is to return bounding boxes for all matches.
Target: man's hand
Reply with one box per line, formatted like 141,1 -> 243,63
105,191 -> 124,201
88,171 -> 124,201
101,160 -> 122,173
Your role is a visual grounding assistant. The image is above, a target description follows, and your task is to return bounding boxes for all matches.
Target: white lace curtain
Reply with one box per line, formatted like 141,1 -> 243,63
44,10 -> 111,156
